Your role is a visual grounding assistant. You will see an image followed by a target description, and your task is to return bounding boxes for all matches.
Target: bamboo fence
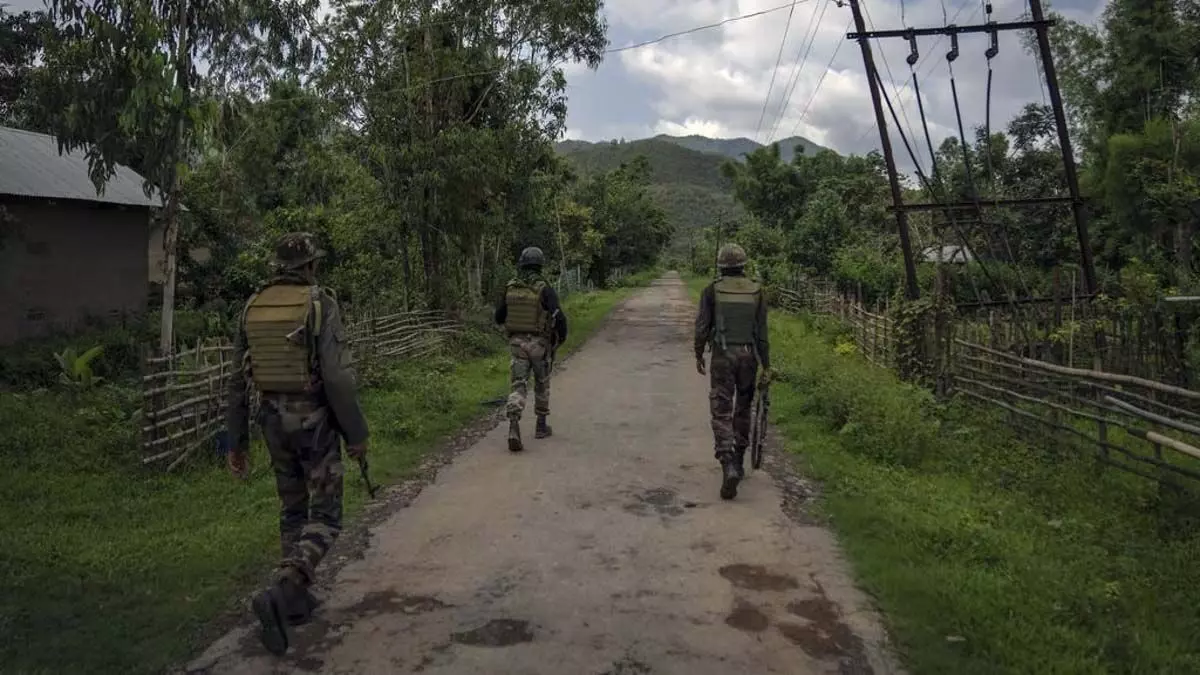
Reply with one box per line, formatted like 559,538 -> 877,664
141,308 -> 462,470
775,278 -> 1200,486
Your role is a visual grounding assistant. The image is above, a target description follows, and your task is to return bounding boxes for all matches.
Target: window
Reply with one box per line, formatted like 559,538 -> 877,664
25,308 -> 46,321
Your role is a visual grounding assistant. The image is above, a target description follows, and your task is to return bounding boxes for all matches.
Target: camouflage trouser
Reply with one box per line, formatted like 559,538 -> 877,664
260,399 -> 345,588
709,344 -> 759,461
507,333 -> 551,421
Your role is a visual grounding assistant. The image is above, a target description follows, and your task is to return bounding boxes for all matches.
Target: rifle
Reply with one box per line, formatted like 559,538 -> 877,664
749,381 -> 769,470
356,455 -> 379,499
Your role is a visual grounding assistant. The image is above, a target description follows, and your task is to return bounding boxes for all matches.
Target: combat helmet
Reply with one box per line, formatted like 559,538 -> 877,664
274,232 -> 325,270
716,243 -> 747,270
518,246 -> 545,268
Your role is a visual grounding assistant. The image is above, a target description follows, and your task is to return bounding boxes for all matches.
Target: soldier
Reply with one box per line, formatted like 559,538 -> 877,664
494,246 -> 568,452
225,232 -> 370,656
694,243 -> 771,500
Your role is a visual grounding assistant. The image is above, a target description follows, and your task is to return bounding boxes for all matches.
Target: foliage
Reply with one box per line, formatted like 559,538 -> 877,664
767,310 -> 1200,674
0,280 -> 641,674
54,345 -> 105,389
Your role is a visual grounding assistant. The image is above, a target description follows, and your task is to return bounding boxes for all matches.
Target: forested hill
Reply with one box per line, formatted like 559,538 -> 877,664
554,134 -> 830,256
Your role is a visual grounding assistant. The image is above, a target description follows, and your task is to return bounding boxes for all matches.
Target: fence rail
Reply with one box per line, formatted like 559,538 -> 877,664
141,308 -> 462,469
776,278 -> 1200,487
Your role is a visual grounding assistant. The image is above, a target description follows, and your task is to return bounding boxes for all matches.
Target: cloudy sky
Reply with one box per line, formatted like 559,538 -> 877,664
8,0 -> 1108,167
565,0 -> 1109,165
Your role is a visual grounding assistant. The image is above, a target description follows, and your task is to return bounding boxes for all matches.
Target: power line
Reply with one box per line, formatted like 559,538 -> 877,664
861,0 -> 927,169
754,0 -> 802,142
606,0 -> 815,53
765,0 -> 834,143
785,15 -> 855,140
851,0 -> 977,149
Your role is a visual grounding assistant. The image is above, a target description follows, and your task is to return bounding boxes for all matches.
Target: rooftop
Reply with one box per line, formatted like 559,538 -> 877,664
0,125 -> 164,208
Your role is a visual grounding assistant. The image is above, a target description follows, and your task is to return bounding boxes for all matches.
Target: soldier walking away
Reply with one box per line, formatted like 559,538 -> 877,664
694,243 -> 771,500
225,232 -> 370,656
494,246 -> 568,452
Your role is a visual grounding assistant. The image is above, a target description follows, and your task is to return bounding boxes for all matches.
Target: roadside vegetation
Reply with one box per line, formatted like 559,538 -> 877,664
684,274 -> 1200,673
0,278 -> 647,675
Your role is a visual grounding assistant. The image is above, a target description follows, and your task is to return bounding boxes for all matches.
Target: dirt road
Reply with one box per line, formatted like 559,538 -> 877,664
187,273 -> 900,675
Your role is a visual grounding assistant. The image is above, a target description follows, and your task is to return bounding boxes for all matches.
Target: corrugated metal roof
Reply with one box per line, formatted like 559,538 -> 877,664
0,125 -> 163,207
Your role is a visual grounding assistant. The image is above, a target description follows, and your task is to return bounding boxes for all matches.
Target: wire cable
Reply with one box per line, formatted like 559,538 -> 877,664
606,0 -> 814,53
764,0 -> 832,144
785,15 -> 854,140
754,0 -> 803,142
861,0 -> 927,170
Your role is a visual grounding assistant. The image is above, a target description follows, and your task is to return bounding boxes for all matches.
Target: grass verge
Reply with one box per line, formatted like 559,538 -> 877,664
764,310 -> 1200,674
0,282 -> 643,675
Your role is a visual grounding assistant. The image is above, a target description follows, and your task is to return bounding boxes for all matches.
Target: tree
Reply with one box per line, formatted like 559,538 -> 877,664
0,6 -> 53,130
35,0 -> 319,350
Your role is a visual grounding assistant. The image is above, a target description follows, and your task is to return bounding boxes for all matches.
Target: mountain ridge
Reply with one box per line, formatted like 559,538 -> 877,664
556,133 -> 830,164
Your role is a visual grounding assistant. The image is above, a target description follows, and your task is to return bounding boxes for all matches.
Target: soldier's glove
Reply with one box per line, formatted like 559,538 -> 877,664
227,448 -> 249,480
758,369 -> 772,389
346,441 -> 368,461
696,356 -> 707,376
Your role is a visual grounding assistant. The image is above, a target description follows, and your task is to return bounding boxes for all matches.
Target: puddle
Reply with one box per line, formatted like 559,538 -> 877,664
451,619 -> 534,647
724,599 -> 769,633
718,564 -> 800,591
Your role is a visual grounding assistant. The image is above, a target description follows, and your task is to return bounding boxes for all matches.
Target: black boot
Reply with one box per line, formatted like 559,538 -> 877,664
535,415 -> 552,439
508,419 -> 524,452
286,587 -> 320,626
251,579 -> 298,655
719,458 -> 741,500
733,449 -> 746,479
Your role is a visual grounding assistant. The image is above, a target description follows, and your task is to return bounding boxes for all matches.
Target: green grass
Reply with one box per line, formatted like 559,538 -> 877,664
0,283 -> 642,675
762,310 -> 1200,674
680,273 -> 1200,672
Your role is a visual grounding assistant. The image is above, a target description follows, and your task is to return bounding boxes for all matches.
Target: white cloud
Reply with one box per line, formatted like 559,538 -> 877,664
567,0 -> 1107,168
654,117 -> 731,137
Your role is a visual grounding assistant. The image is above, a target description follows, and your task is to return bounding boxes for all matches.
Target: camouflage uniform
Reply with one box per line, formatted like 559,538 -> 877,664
494,247 -> 568,451
695,244 -> 770,500
226,233 -> 369,655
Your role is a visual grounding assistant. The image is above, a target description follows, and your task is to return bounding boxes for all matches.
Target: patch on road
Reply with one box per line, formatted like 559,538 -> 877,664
724,599 -> 770,633
623,487 -> 687,518
451,618 -> 534,647
718,563 -> 800,591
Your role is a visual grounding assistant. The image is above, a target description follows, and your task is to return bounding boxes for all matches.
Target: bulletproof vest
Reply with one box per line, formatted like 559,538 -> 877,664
713,276 -> 760,347
243,284 -> 322,394
504,278 -> 547,336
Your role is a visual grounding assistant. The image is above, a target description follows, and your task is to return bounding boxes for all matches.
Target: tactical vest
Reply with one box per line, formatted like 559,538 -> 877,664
713,276 -> 760,348
243,284 -> 323,394
504,279 -> 547,336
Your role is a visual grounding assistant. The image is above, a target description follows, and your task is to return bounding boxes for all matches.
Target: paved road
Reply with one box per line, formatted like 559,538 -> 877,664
188,273 -> 900,675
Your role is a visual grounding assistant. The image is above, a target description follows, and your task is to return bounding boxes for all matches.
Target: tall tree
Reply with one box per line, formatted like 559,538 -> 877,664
35,0 -> 319,350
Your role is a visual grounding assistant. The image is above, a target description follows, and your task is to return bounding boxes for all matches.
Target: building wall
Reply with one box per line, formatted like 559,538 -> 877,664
0,198 -> 150,345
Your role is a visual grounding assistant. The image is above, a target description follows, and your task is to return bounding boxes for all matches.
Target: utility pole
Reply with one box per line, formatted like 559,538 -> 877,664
159,0 -> 189,352
846,4 -> 1099,298
846,0 -> 921,301
1028,0 -> 1097,296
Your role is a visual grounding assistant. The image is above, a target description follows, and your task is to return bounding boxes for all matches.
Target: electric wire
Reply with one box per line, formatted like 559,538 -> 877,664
754,0 -> 803,142
764,0 -> 833,144
785,15 -> 855,140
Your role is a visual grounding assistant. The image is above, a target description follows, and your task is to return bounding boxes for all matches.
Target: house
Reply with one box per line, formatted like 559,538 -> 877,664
920,244 -> 975,264
0,125 -> 171,345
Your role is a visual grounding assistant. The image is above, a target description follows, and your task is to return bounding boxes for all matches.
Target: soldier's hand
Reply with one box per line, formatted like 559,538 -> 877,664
758,369 -> 772,388
696,357 -> 706,376
227,448 -> 249,480
346,442 -> 368,461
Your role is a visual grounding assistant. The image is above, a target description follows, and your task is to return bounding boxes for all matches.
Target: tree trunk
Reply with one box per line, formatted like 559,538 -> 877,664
159,0 -> 190,353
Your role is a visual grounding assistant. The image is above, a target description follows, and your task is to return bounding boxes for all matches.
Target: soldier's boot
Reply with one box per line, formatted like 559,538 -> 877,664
719,454 -> 741,500
508,419 -> 524,452
535,415 -> 552,439
733,448 -> 747,479
251,578 -> 301,655
286,587 -> 320,626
